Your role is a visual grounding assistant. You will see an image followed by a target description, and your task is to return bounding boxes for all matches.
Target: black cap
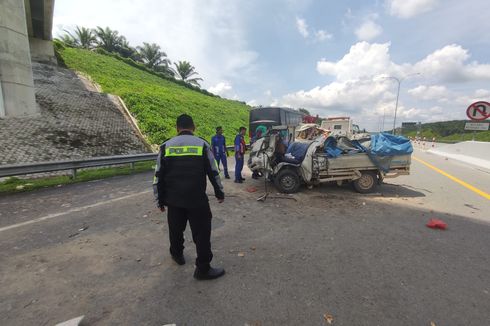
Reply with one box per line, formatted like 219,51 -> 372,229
176,114 -> 195,129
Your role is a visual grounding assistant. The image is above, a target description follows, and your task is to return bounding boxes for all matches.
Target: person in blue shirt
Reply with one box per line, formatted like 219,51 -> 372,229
211,126 -> 230,179
234,126 -> 247,183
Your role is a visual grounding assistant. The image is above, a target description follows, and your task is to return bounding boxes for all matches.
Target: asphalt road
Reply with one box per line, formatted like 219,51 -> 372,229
0,149 -> 489,326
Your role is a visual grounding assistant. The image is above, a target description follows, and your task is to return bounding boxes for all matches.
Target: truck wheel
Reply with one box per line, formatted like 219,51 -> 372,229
274,168 -> 301,193
352,171 -> 378,193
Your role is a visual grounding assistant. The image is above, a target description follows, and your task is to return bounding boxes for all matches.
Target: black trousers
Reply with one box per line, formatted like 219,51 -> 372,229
167,203 -> 213,272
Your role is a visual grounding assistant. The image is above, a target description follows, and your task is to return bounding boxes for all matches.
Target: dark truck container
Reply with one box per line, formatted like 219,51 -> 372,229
249,107 -> 303,143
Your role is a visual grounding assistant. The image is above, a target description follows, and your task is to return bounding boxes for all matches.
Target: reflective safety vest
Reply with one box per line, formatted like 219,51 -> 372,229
153,131 -> 224,208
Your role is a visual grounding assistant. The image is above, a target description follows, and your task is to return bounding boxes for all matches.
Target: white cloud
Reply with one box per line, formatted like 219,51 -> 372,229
316,42 -> 402,81
281,41 -> 490,129
208,82 -> 233,96
355,20 -> 383,41
386,0 -> 439,19
247,99 -> 258,106
296,17 -> 309,38
264,90 -> 272,96
408,85 -> 448,100
270,99 -> 280,106
295,17 -> 332,42
453,89 -> 490,107
282,79 -> 393,113
316,42 -> 490,84
397,105 -> 454,122
413,44 -> 490,82
315,30 -> 333,41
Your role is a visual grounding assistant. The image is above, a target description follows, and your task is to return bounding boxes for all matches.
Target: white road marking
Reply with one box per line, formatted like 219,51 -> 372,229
0,190 -> 152,233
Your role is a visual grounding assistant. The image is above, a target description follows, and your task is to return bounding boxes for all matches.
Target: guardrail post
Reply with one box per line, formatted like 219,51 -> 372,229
71,169 -> 77,179
130,162 -> 135,170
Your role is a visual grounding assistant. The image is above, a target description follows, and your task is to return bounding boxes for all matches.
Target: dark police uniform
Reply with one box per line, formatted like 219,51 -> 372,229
153,131 -> 224,272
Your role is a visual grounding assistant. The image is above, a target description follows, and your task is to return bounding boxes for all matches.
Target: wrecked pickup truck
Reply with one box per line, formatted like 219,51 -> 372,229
248,128 -> 412,194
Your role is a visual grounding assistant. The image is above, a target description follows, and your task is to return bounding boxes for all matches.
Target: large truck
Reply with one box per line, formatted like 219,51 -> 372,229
249,107 -> 303,144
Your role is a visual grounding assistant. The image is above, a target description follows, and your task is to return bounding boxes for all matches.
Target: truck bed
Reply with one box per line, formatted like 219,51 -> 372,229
319,153 -> 411,171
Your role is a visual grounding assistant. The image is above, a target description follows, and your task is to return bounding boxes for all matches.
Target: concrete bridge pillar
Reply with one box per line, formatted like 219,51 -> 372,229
0,0 -> 38,117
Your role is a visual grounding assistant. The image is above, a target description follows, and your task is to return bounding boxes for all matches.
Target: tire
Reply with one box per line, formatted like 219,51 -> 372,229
352,171 -> 378,193
274,168 -> 301,194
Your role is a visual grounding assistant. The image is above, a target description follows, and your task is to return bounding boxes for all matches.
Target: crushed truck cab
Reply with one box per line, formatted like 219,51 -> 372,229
248,131 -> 412,194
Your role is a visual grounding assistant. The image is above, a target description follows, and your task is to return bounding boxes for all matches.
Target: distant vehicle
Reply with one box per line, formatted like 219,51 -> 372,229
302,115 -> 318,124
249,107 -> 303,144
320,117 -> 362,137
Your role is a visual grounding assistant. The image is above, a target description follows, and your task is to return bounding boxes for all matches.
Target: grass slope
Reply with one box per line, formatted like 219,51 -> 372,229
59,47 -> 250,145
402,120 -> 490,142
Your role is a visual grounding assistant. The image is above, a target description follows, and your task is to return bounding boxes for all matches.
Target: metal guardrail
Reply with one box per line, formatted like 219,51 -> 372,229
0,145 -> 246,178
0,153 -> 158,178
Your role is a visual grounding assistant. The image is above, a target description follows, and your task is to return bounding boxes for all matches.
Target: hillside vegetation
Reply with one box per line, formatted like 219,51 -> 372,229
402,120 -> 490,142
58,47 -> 250,145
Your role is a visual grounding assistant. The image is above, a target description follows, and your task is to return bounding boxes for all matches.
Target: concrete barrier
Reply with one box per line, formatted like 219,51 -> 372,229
428,141 -> 490,170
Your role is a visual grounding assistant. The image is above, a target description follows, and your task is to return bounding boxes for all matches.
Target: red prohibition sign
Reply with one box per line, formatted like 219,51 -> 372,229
466,101 -> 490,121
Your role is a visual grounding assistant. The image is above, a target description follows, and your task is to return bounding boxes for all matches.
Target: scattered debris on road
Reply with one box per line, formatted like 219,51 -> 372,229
323,313 -> 334,324
238,252 -> 245,257
55,315 -> 84,326
23,299 -> 37,309
426,219 -> 447,230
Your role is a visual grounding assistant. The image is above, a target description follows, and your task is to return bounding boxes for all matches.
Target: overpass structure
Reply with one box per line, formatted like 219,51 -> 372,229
0,0 -> 55,117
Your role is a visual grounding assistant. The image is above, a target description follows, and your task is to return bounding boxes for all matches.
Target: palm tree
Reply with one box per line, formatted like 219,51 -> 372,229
115,36 -> 140,61
137,42 -> 171,73
57,34 -> 77,47
172,61 -> 203,87
65,26 -> 96,49
94,26 -> 122,52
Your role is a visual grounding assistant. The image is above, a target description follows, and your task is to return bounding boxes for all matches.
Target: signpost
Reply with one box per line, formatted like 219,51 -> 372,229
464,122 -> 489,131
466,101 -> 490,121
465,101 -> 490,140
401,122 -> 417,136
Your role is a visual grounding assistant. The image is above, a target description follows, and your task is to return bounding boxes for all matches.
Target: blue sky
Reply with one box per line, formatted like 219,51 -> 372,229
53,0 -> 490,131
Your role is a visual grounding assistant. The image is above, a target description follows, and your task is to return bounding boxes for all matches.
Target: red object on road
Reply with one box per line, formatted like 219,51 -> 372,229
426,218 -> 447,230
246,186 -> 257,193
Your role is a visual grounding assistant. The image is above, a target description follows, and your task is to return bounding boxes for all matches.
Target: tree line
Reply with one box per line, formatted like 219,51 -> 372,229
57,26 -> 203,87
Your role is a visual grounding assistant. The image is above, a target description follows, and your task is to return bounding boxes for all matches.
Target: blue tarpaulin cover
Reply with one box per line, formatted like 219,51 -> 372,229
284,141 -> 311,164
324,137 -> 343,158
370,133 -> 413,156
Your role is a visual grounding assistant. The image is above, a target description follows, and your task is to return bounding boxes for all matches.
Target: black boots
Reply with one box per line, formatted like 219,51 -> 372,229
193,267 -> 225,280
171,255 -> 186,265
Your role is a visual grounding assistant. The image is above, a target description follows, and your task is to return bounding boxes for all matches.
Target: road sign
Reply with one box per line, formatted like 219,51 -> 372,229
401,122 -> 417,127
464,122 -> 489,131
466,101 -> 490,121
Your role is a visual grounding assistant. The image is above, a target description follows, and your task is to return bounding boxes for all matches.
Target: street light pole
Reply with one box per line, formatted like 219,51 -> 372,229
392,77 -> 401,135
381,73 -> 420,135
382,107 -> 386,132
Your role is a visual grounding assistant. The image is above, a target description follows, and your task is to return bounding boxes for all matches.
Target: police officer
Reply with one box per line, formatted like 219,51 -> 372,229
211,126 -> 230,179
153,114 -> 225,280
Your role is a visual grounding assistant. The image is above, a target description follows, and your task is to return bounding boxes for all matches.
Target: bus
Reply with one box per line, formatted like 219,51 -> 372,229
249,107 -> 303,144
